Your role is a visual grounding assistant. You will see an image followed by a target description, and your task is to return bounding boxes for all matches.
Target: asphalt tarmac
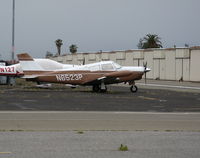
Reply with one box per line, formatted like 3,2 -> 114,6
0,82 -> 200,157
0,111 -> 199,131
0,131 -> 200,158
0,84 -> 200,112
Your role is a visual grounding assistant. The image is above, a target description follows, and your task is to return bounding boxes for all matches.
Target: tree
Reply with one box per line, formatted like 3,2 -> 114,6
137,34 -> 163,49
55,39 -> 63,55
69,44 -> 78,54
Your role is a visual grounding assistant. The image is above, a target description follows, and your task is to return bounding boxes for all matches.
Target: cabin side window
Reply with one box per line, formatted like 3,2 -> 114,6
88,65 -> 100,71
101,63 -> 115,71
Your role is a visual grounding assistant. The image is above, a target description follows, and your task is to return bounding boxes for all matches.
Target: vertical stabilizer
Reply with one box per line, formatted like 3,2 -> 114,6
17,53 -> 44,72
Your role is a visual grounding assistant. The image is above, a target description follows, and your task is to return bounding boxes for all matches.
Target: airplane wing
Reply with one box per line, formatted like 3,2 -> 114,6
104,71 -> 132,78
83,71 -> 132,85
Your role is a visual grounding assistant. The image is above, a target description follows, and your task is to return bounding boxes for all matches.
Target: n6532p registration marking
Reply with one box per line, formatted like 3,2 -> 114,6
56,74 -> 83,81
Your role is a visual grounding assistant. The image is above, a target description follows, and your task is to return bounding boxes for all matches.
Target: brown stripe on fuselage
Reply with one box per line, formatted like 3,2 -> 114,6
23,70 -> 144,85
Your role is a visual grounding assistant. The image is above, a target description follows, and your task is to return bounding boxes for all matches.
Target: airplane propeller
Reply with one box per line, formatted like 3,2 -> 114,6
143,61 -> 147,84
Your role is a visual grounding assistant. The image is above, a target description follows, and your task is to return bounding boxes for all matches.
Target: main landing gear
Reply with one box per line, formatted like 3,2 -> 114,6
92,84 -> 107,93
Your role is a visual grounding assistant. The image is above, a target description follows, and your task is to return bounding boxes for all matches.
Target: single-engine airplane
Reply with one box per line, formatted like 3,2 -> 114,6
17,53 -> 151,93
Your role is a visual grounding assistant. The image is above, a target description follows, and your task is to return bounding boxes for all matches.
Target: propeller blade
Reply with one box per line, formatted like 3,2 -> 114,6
143,61 -> 147,70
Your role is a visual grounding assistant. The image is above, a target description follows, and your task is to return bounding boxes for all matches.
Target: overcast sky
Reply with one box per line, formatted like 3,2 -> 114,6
0,0 -> 200,59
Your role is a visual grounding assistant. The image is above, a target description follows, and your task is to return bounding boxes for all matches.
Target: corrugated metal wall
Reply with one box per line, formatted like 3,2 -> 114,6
49,47 -> 200,82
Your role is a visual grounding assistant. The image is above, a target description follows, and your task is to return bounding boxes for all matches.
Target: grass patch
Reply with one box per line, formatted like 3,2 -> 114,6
77,130 -> 84,134
118,144 -> 128,151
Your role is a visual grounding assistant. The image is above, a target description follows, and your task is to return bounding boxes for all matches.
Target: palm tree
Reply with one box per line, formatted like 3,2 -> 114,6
69,44 -> 78,54
55,39 -> 63,55
137,34 -> 162,49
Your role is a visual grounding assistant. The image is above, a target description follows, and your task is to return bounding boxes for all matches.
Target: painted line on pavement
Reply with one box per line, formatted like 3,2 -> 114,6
137,83 -> 200,90
0,152 -> 11,154
0,111 -> 200,115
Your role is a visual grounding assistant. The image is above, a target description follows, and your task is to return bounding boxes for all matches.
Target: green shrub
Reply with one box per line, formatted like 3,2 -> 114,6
118,144 -> 128,151
77,130 -> 84,134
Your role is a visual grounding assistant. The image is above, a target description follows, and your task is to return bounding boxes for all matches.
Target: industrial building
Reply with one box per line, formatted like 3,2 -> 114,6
49,47 -> 200,82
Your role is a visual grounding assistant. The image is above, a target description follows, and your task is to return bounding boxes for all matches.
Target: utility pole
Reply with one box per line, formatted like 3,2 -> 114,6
12,0 -> 15,61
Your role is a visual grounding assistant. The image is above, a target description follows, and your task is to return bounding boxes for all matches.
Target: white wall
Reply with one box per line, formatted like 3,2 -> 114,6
49,47 -> 200,82
190,48 -> 200,81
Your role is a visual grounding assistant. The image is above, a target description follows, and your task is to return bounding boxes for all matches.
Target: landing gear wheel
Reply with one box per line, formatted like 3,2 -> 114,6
93,85 -> 100,92
130,85 -> 138,93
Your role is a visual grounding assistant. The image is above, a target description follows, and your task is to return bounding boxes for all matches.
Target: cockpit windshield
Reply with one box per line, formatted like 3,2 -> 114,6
113,62 -> 121,69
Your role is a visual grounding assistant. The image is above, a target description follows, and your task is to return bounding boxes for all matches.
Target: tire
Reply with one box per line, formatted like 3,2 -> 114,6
93,85 -> 100,92
130,85 -> 138,93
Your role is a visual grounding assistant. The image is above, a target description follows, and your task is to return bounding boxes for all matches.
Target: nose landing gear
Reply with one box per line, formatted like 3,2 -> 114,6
130,85 -> 138,93
129,81 -> 138,93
